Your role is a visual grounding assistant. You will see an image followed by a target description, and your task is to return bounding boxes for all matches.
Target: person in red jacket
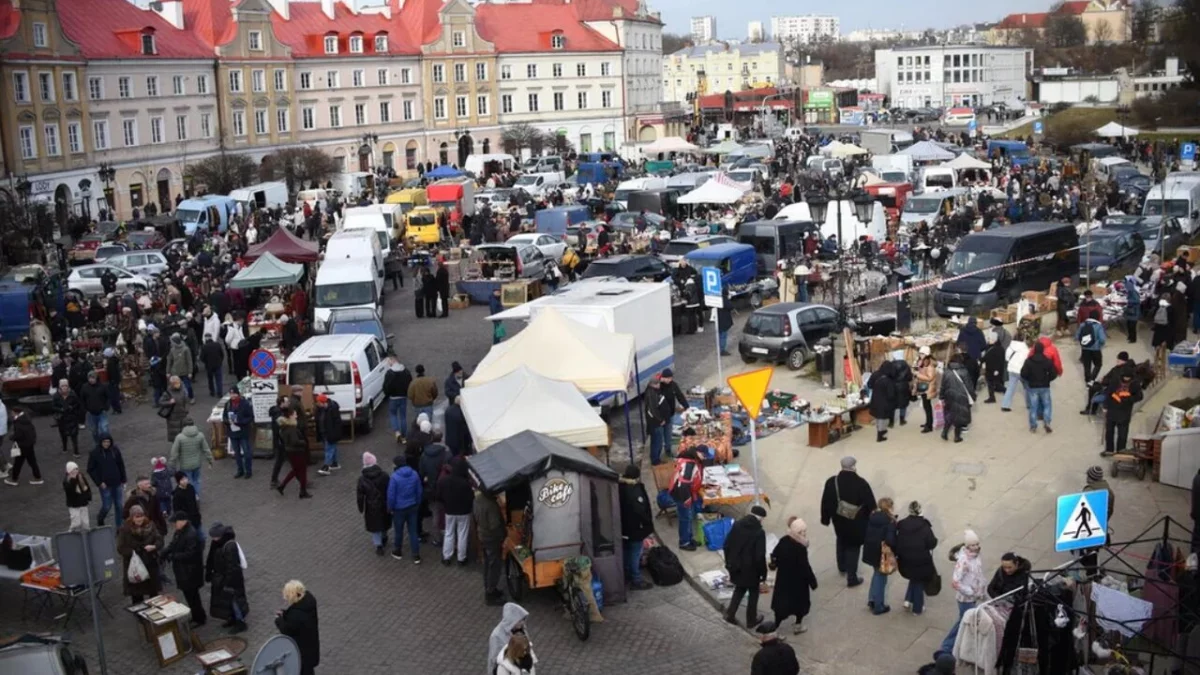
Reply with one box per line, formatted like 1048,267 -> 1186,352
1034,336 -> 1064,377
1076,290 -> 1103,324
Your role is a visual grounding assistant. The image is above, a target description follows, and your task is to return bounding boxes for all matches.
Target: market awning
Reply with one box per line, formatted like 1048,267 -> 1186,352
460,366 -> 608,451
704,139 -> 744,155
1094,121 -> 1139,138
829,143 -> 868,158
425,164 -> 464,179
243,227 -> 321,263
678,180 -> 746,204
898,140 -> 956,162
466,429 -> 618,494
941,153 -> 992,171
229,251 -> 304,289
641,136 -> 699,154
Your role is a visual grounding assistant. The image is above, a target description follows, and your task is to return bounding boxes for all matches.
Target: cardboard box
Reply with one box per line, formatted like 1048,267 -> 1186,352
1040,296 -> 1058,313
1176,245 -> 1200,263
991,305 -> 1017,324
1022,291 -> 1046,307
448,293 -> 471,310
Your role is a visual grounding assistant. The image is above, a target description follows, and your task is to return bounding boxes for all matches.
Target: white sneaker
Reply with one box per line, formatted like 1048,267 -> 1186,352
697,326 -> 704,333
29,479 -> 44,485
3,479 -> 18,486
903,601 -> 912,611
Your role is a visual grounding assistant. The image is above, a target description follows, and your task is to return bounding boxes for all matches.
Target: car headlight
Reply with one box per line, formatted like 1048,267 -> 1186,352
1095,265 -> 1110,273
936,281 -> 944,290
313,318 -> 326,331
978,279 -> 996,293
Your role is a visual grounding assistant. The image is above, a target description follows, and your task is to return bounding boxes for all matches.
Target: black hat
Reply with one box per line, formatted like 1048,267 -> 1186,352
208,522 -> 226,538
661,368 -> 674,378
451,361 -> 463,373
751,505 -> 768,518
171,511 -> 191,523
394,455 -> 407,468
990,317 -> 1003,326
1117,351 -> 1130,361
755,620 -> 777,635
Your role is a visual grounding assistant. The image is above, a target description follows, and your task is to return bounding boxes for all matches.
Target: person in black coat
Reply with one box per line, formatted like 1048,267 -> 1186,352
6,407 -> 41,484
862,499 -> 898,615
356,453 -> 392,555
434,261 -> 451,318
206,523 -> 248,633
280,315 -> 301,353
618,465 -> 655,589
314,395 -> 341,475
276,582 -> 319,675
104,348 -> 122,414
889,358 -> 913,427
51,380 -> 84,456
163,512 -> 207,626
200,334 -> 225,398
723,506 -> 768,627
1102,370 -> 1143,456
982,335 -> 1007,404
894,501 -> 939,616
987,552 -> 1030,600
443,397 -> 472,456
172,472 -> 201,531
819,456 -> 876,587
867,362 -> 898,443
750,621 -> 800,675
418,267 -> 437,319
770,517 -> 817,635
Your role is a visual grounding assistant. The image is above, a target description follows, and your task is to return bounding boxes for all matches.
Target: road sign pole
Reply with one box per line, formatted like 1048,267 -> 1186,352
81,531 -> 109,675
749,416 -> 761,506
714,310 -> 723,387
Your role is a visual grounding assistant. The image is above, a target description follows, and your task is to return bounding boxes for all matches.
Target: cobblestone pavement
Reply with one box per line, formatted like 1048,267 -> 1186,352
0,283 -> 771,674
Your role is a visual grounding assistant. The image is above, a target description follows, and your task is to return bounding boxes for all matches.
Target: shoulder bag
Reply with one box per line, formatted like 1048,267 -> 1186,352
834,476 -> 860,520
879,542 -> 897,575
925,570 -> 942,596
950,369 -> 975,407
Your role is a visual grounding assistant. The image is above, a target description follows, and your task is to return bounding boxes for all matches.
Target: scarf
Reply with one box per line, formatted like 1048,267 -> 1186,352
787,517 -> 809,547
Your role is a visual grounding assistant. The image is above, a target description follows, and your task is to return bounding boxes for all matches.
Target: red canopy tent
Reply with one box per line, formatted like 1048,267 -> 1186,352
243,227 -> 320,263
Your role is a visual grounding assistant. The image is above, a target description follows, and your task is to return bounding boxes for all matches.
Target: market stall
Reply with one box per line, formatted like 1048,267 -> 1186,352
229,252 -> 304,289
460,366 -> 608,451
242,227 -> 321,264
678,181 -> 747,205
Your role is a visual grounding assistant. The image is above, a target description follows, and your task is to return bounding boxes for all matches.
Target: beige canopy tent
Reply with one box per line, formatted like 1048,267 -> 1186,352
460,366 -> 608,450
829,143 -> 869,158
941,153 -> 992,171
641,136 -> 700,154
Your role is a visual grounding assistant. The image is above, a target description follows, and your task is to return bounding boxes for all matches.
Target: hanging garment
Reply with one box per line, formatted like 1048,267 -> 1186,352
1144,542 -> 1180,649
953,605 -> 1001,675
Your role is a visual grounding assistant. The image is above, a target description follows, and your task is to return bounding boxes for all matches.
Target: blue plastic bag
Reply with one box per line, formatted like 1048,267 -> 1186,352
592,578 -> 604,611
656,489 -> 674,511
703,517 -> 735,551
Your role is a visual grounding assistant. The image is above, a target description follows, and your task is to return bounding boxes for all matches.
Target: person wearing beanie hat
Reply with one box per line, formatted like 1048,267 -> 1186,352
723,502 -> 769,627
821,457 -> 876,587
64,460 -> 92,531
383,355 -> 412,441
357,450 -> 393,555
937,529 -> 986,659
117,503 -> 165,603
646,367 -> 688,465
171,471 -> 202,536
895,501 -> 938,616
771,516 -> 817,635
618,463 -> 655,589
444,361 -> 466,404
750,619 -> 799,675
205,522 -> 247,633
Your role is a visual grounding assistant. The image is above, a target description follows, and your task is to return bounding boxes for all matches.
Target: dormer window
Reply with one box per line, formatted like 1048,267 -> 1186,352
249,30 -> 263,51
324,34 -> 338,54
141,31 -> 156,55
550,33 -> 565,50
32,22 -> 47,48
452,31 -> 465,48
349,34 -> 363,54
374,33 -> 388,53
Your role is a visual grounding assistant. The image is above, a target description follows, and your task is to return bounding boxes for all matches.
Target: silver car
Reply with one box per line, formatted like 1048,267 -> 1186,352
66,264 -> 151,296
476,243 -> 550,279
105,250 -> 169,276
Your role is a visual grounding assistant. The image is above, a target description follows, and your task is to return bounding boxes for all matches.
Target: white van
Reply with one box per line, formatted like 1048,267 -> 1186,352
1143,177 -> 1200,235
613,176 -> 667,209
298,188 -> 329,209
1095,156 -> 1133,182
512,171 -> 565,199
465,153 -> 517,177
522,155 -> 564,173
229,181 -> 289,211
901,187 -> 972,227
341,207 -> 393,257
313,259 -> 382,333
324,229 -> 384,294
919,166 -> 958,193
784,127 -> 806,141
284,334 -> 389,432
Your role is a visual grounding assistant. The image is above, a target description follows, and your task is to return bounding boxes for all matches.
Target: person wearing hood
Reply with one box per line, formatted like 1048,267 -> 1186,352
275,580 -> 320,675
989,317 -> 1012,353
938,354 -> 974,443
52,378 -> 84,457
63,461 -> 92,530
104,347 -> 123,414
383,356 -> 412,441
206,523 -> 248,634
1122,275 -> 1141,343
1054,276 -> 1076,337
275,408 -> 312,499
894,501 -> 938,616
1152,297 -> 1172,353
987,552 -> 1031,600
820,456 -> 875,586
201,333 -> 225,398
488,603 -> 531,675
724,505 -> 769,628
164,510 -> 206,626
444,395 -> 472,456
5,407 -> 42,486
166,332 -> 195,401
439,458 -> 475,565
1001,336 -> 1029,412
618,465 -> 654,589
314,394 -> 342,476
405,419 -> 434,466
1102,367 -> 1143,456
955,317 -> 987,390
444,361 -> 466,403
357,452 -> 392,555
750,620 -> 800,675
937,530 -> 986,659
982,331 -> 1008,404
1076,299 -> 1107,384
866,362 -> 898,443
419,436 -> 452,545
117,504 -> 164,603
79,371 -> 110,444
87,433 -> 127,526
770,516 -> 817,635
386,456 -> 423,562
1020,341 -> 1058,434
223,387 -> 254,479
863,498 -> 898,615
1033,335 -> 1064,376
889,356 -> 914,427
160,376 -> 192,444
170,417 -> 213,498
918,654 -> 959,675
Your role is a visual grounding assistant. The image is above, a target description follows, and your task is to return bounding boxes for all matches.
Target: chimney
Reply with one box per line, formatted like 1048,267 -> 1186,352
320,0 -> 336,20
154,0 -> 185,30
267,0 -> 289,20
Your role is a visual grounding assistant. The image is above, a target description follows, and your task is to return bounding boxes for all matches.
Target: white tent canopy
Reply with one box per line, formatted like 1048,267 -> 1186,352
818,140 -> 846,156
1094,121 -> 1139,138
899,140 -> 956,162
641,136 -> 699,154
466,308 -> 634,393
678,180 -> 746,204
705,139 -> 744,155
941,153 -> 992,171
829,143 -> 868,158
460,366 -> 608,451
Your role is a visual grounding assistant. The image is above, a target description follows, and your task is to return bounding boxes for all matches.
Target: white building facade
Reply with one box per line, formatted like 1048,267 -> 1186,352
495,52 -> 625,152
874,45 -> 1032,109
584,11 -> 665,144
747,21 -> 764,41
770,15 -> 839,44
690,16 -> 716,43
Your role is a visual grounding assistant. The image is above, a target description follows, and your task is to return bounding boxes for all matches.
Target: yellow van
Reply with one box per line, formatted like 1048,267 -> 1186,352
386,188 -> 427,214
405,206 -> 443,245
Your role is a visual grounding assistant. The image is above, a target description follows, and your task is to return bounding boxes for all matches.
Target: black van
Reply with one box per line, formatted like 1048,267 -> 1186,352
737,219 -> 818,276
934,222 -> 1080,317
626,188 -> 684,219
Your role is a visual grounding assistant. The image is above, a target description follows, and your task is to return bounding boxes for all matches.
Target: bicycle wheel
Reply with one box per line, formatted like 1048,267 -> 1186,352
570,587 -> 591,641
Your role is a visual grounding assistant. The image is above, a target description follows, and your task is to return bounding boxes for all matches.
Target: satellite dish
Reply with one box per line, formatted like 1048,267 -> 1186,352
251,635 -> 301,675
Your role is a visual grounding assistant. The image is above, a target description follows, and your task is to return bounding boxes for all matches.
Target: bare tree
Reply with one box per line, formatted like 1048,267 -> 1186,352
501,123 -> 543,155
260,147 -> 341,194
661,32 -> 693,55
1044,14 -> 1088,47
1091,20 -> 1114,44
185,153 -> 256,196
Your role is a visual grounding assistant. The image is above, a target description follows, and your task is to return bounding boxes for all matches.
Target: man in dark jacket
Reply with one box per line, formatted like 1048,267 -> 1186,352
418,440 -> 451,545
750,621 -> 800,675
443,396 -> 472,456
383,358 -> 412,441
1055,276 -> 1076,336
819,456 -> 876,587
315,394 -> 341,476
867,362 -> 897,443
435,260 -> 451,318
1020,340 -> 1058,434
645,371 -> 688,465
52,379 -> 84,456
104,348 -> 122,414
279,314 -> 300,353
438,459 -> 474,565
164,511 -> 206,626
444,361 -> 465,403
87,433 -> 127,527
474,489 -> 506,605
79,371 -> 110,443
223,388 -> 255,479
1101,370 -> 1143,456
724,505 -> 769,627
201,334 -> 224,397
618,465 -> 655,589
206,523 -> 248,633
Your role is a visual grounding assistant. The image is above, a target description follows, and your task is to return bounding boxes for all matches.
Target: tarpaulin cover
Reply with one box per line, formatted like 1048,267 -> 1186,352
466,429 -> 618,494
243,227 -> 320,263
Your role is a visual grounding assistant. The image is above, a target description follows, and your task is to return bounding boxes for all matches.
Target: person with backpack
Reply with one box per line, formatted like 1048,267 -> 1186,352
723,505 -> 768,628
819,456 -> 875,588
1101,370 -> 1143,456
356,452 -> 391,555
669,447 -> 704,551
1075,306 -> 1107,384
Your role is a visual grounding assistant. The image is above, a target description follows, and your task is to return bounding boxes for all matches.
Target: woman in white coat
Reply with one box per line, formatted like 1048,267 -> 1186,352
496,633 -> 537,675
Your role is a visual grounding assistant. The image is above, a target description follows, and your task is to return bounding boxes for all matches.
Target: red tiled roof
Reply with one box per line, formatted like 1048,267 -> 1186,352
1055,1 -> 1091,15
0,1 -> 19,41
184,0 -> 235,49
58,0 -> 215,58
995,12 -> 1048,29
394,0 -> 443,46
272,2 -> 417,57
567,0 -> 657,23
475,3 -> 619,52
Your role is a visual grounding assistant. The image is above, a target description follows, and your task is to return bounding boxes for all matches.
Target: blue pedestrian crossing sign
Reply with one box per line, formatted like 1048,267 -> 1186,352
701,266 -> 724,308
1054,490 -> 1109,552
1033,120 -> 1044,135
1183,143 -> 1197,162
967,119 -> 977,133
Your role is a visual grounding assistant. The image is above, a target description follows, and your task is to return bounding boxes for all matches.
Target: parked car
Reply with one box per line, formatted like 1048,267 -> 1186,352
659,234 -> 736,266
93,243 -> 129,264
285,334 -> 389,432
608,211 -> 666,234
0,635 -> 89,675
476,243 -> 551,279
124,229 -> 168,250
326,306 -> 392,349
104,249 -> 170,277
505,233 -> 567,262
739,302 -> 840,370
1080,229 -> 1145,280
66,264 -> 152,296
579,254 -> 672,282
1103,215 -> 1186,259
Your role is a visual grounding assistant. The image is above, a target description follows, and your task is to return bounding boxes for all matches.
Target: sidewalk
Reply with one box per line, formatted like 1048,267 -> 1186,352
657,333 -> 1198,672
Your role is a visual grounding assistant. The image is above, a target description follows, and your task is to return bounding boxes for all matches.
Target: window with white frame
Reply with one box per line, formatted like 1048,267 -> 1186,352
200,113 -> 211,138
454,63 -> 466,82
500,65 -> 511,80
32,22 -> 47,48
228,70 -> 242,93
18,125 -> 35,159
501,94 -> 512,113
528,93 -> 539,111
38,72 -> 54,102
43,123 -> 59,156
432,64 -> 445,83
150,116 -> 164,144
232,111 -> 246,136
402,99 -> 413,121
329,105 -> 342,128
601,62 -> 611,76
352,70 -> 364,87
455,95 -> 467,117
12,72 -> 29,103
375,100 -> 391,123
553,92 -> 563,111
375,34 -> 389,53
476,63 -> 487,81
301,106 -> 315,130
452,31 -> 465,47
377,68 -> 388,86
349,35 -> 363,53
324,35 -> 338,54
476,95 -> 488,116
552,63 -> 562,78
251,70 -> 265,93
254,109 -> 267,135
172,75 -> 185,96
326,71 -> 339,88
526,64 -> 537,78
274,69 -> 286,91
197,74 -> 209,95
92,120 -> 109,150
577,91 -> 588,108
145,75 -> 158,97
601,90 -> 612,108
354,103 -> 366,125
299,72 -> 312,90
62,72 -> 77,101
434,97 -> 446,119
276,108 -> 289,133
577,63 -> 587,77
67,121 -> 81,154
176,115 -> 187,141
87,76 -> 103,100
551,33 -> 565,49
122,118 -> 137,146
248,30 -> 262,51
400,68 -> 411,84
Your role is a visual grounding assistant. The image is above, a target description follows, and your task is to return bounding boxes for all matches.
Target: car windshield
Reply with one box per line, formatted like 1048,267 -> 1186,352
663,241 -> 698,256
880,171 -> 907,183
408,212 -> 437,226
945,249 -> 1005,276
96,222 -> 120,236
329,319 -> 384,341
1143,199 -> 1191,218
315,282 -> 377,308
177,208 -> 202,224
744,313 -> 785,337
905,198 -> 942,214
1087,238 -> 1121,256
925,174 -> 954,189
287,361 -> 351,386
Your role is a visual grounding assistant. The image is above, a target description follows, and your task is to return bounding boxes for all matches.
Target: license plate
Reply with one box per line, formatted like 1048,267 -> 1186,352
948,306 -> 965,314
751,347 -> 769,355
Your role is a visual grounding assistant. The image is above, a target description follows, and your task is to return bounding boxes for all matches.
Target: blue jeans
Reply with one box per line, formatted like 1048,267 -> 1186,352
230,436 -> 252,475
371,531 -> 385,547
797,282 -> 809,303
97,484 -> 124,526
905,579 -> 926,614
674,497 -> 695,547
324,441 -> 339,467
1027,387 -> 1052,429
86,412 -> 109,443
1000,372 -> 1022,409
624,538 -> 645,584
231,600 -> 245,624
388,397 -> 408,436
412,405 -> 432,424
207,369 -> 223,397
180,375 -> 194,399
940,600 -> 976,656
868,568 -> 889,610
649,424 -> 669,465
393,505 -> 420,555
719,330 -> 729,353
107,381 -> 122,413
182,468 -> 202,500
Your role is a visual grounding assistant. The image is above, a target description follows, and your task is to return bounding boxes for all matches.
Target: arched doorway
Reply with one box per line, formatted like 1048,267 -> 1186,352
156,168 -> 172,214
482,138 -> 490,154
357,144 -> 371,172
638,125 -> 657,142
456,133 -> 473,168
438,142 -> 449,166
405,140 -> 419,170
382,142 -> 396,171
54,184 -> 70,228
128,171 -> 146,215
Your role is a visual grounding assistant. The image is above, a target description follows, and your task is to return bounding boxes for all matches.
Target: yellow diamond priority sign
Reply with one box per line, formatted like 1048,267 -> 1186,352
727,367 -> 774,420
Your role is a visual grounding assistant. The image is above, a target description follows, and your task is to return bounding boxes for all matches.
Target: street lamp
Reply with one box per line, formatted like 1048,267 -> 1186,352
97,162 -> 116,218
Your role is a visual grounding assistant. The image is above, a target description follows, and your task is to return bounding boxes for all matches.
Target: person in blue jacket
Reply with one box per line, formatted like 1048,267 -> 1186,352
387,456 -> 423,563
222,388 -> 255,479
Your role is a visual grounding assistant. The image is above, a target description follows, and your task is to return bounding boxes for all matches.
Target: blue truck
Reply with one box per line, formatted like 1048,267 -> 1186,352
534,205 -> 590,239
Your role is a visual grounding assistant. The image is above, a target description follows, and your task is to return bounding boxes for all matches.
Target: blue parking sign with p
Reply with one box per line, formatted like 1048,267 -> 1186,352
1183,143 -> 1197,162
702,267 -> 723,308
1033,120 -> 1044,134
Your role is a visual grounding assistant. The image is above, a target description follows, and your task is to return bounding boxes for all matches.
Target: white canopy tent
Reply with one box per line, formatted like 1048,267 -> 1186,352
466,308 -> 635,394
460,366 -> 608,451
705,139 -> 744,155
818,140 -> 847,156
829,143 -> 869,158
1094,122 -> 1140,138
941,153 -> 992,171
641,136 -> 700,154
899,141 -> 956,162
678,180 -> 747,204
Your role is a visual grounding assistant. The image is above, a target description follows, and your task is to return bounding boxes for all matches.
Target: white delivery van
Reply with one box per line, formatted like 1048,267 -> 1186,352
465,153 -> 517,177
298,188 -> 329,209
512,172 -> 565,199
487,280 -> 673,400
324,229 -> 384,295
613,177 -> 667,209
284,334 -> 389,432
229,181 -> 289,211
1143,176 -> 1200,235
522,155 -> 564,173
871,154 -> 915,183
774,200 -> 888,244
919,166 -> 958,193
312,259 -> 382,333
332,172 -> 374,198
341,206 -> 393,257
1094,156 -> 1133,182
901,187 -> 972,227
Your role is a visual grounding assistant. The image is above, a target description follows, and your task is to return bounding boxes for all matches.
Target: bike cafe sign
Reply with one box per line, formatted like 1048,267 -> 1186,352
537,477 -> 574,508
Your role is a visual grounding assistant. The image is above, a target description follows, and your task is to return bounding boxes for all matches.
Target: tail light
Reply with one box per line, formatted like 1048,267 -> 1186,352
351,362 -> 363,403
782,319 -> 792,337
515,254 -> 524,276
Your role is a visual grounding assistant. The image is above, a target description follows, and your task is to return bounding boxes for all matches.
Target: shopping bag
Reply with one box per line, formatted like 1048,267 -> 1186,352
703,517 -> 734,552
127,551 -> 149,584
925,571 -> 942,597
693,518 -> 706,548
9,444 -> 20,459
933,400 -> 945,430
